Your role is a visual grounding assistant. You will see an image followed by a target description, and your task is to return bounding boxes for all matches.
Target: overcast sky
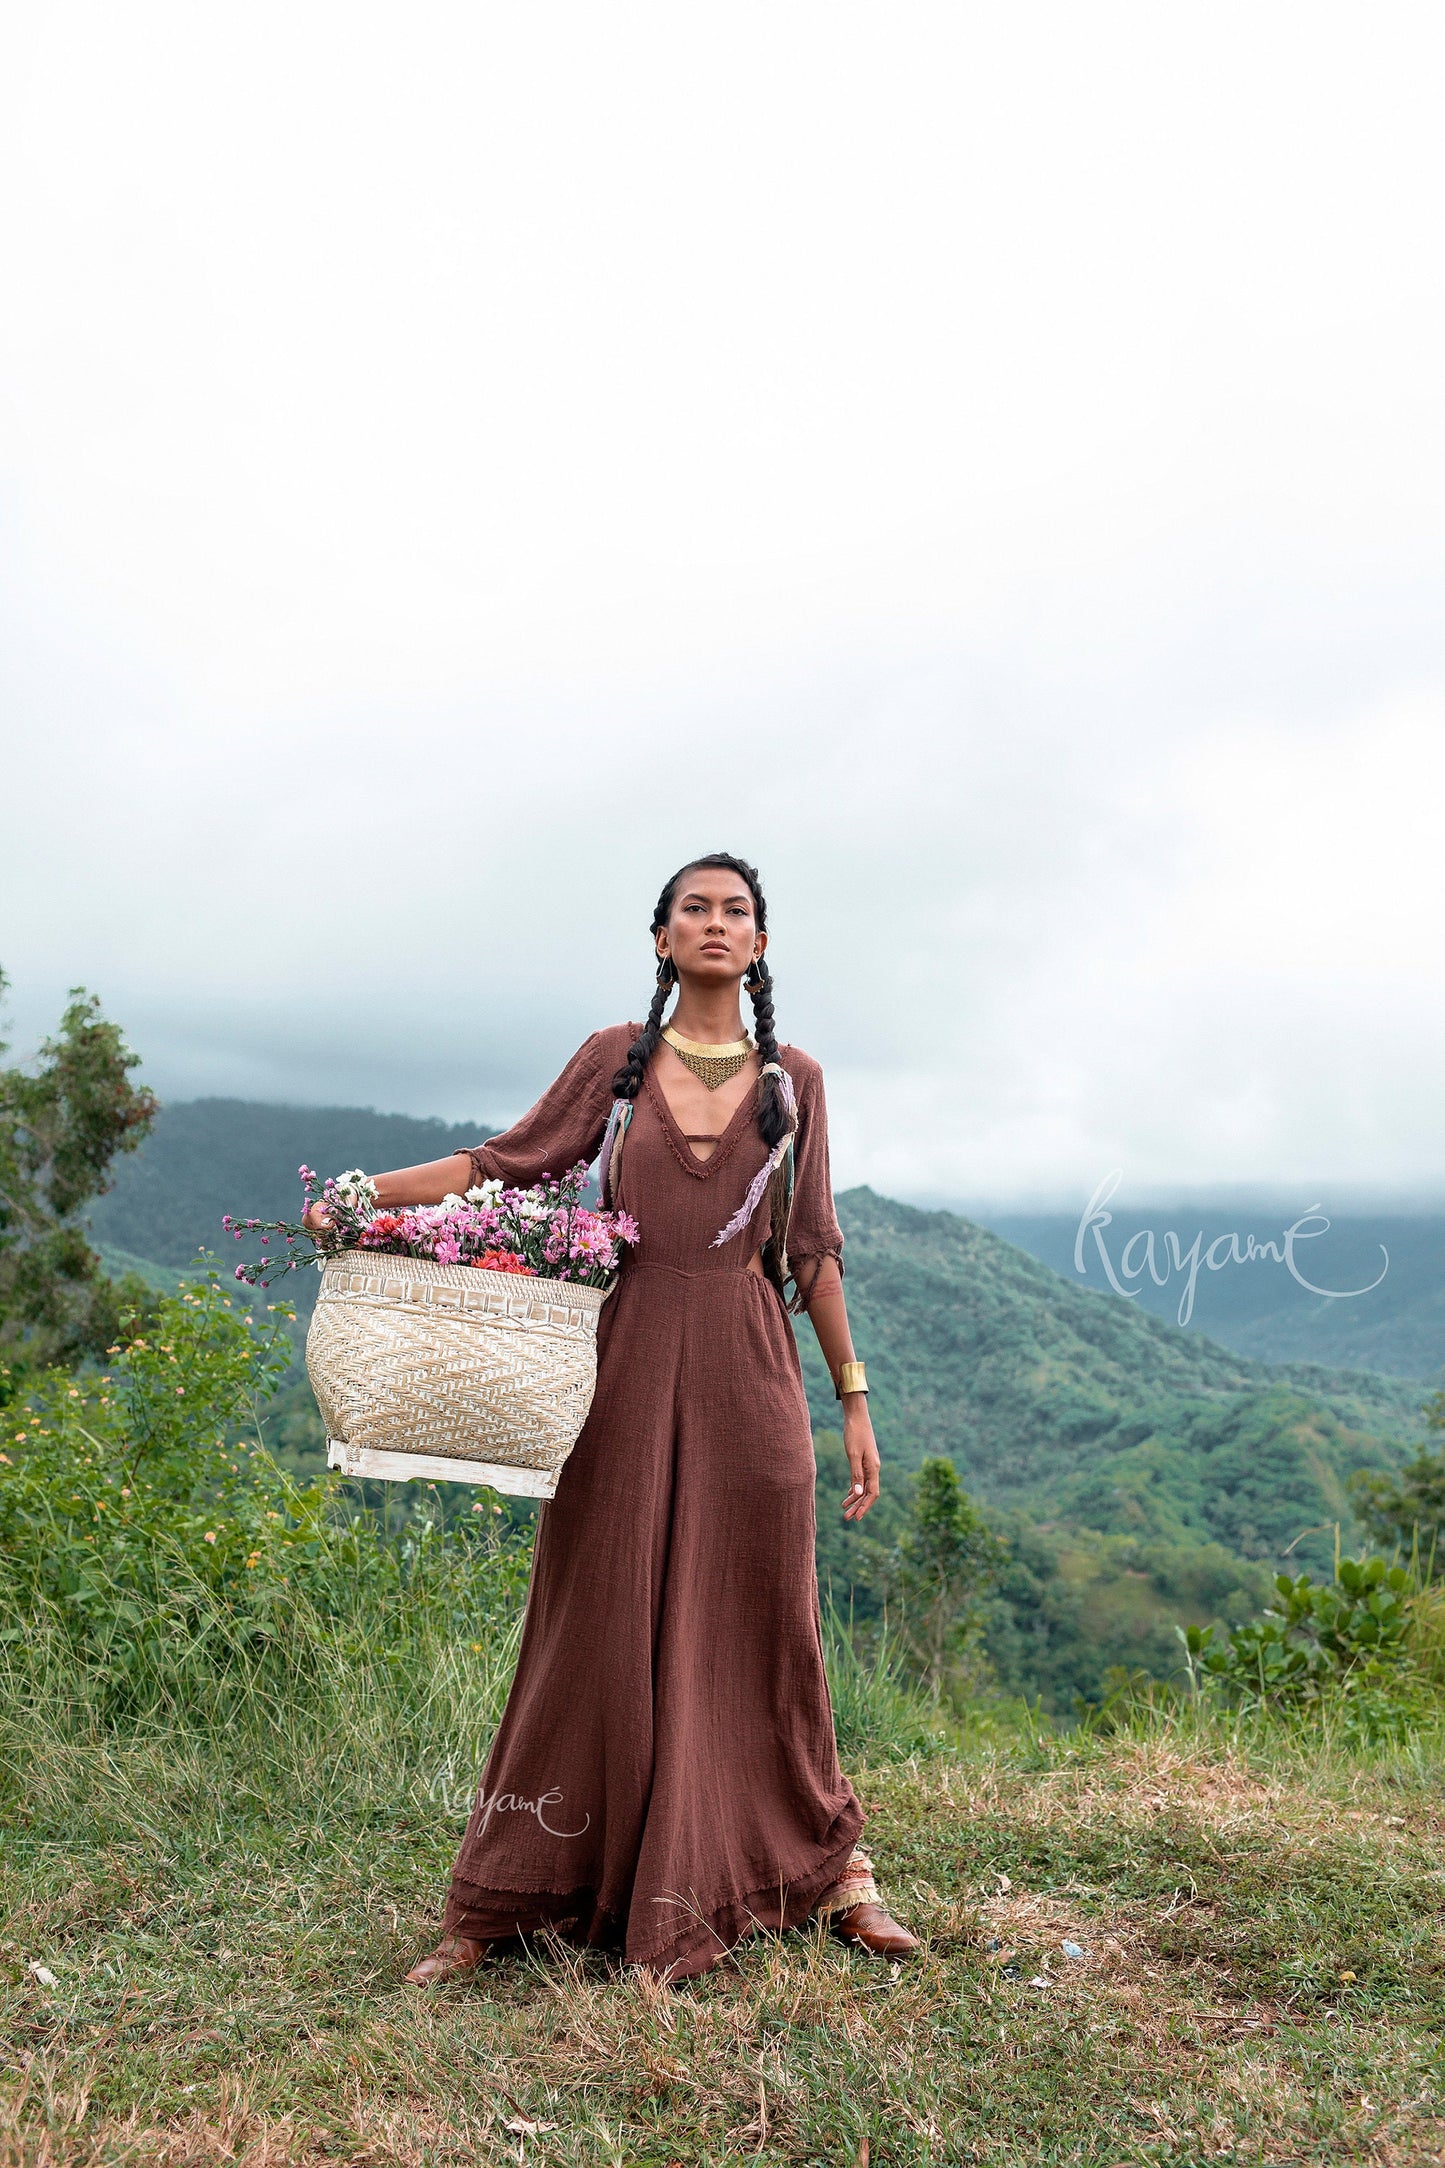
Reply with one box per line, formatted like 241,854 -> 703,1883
2,3 -> 1443,1207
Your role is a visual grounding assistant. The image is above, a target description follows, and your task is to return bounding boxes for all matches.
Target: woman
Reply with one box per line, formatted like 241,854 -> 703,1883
311,853 -> 918,1983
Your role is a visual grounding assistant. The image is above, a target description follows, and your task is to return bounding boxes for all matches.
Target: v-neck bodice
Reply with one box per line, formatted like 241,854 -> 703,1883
589,1063 -> 771,1272
641,1065 -> 759,1181
455,1021 -> 844,1284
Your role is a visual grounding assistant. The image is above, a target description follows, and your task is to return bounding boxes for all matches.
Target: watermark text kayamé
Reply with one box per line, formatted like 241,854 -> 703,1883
427,1762 -> 590,1836
1075,1171 -> 1388,1326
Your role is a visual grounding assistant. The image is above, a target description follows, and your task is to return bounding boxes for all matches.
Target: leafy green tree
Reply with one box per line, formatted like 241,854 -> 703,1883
0,971 -> 158,1381
888,1455 -> 1005,1697
1350,1393 -> 1445,1575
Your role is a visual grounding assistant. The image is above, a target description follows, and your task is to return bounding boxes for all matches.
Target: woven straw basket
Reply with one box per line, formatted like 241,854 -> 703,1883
307,1251 -> 609,1498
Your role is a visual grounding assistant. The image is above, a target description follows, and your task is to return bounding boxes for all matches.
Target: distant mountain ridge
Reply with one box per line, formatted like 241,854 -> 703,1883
87,1098 -> 498,1269
798,1189 -> 1428,1578
966,1206 -> 1445,1382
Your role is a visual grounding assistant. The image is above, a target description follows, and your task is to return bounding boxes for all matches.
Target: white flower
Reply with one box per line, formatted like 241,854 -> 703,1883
440,1193 -> 467,1210
331,1168 -> 378,1211
466,1181 -> 503,1205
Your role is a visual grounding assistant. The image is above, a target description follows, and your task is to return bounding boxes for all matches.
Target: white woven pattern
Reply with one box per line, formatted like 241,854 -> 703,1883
306,1254 -> 607,1478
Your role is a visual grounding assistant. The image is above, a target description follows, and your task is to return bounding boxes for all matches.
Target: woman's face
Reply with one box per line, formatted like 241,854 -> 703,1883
657,867 -> 765,986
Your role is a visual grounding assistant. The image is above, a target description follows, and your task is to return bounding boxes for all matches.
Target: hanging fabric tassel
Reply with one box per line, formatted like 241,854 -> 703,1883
771,1131 -> 796,1287
597,1097 -> 633,1208
710,1064 -> 797,1250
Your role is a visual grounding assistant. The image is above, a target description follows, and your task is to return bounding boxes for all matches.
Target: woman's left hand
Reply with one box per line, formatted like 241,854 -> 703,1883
841,1399 -> 881,1521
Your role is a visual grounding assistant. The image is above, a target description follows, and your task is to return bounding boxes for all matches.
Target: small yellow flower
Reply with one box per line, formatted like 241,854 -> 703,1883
203,1531 -> 217,1544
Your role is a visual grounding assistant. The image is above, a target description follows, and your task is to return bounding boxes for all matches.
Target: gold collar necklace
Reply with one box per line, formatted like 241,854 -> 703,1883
661,1023 -> 754,1090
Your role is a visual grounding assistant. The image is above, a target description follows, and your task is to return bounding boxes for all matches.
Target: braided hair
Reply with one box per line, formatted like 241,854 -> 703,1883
610,852 -> 791,1150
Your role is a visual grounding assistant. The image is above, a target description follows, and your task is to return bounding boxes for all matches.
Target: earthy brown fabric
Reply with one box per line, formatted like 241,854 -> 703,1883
441,1023 -> 862,1981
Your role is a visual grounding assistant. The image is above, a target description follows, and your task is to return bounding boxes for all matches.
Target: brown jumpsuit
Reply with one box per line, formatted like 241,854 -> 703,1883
441,1022 -> 865,1982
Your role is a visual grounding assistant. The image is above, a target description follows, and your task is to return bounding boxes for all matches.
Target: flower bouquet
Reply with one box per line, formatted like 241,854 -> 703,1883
225,1166 -> 639,1498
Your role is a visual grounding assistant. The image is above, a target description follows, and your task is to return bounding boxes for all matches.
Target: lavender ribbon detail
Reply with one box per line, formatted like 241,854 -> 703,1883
710,1064 -> 797,1248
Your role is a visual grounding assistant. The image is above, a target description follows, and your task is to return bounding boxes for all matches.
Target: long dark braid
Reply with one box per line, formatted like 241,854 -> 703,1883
610,852 -> 790,1151
610,960 -> 675,1109
743,952 -> 789,1148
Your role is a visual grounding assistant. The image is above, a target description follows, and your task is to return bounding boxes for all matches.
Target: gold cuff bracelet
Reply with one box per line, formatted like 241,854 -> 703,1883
835,1361 -> 869,1399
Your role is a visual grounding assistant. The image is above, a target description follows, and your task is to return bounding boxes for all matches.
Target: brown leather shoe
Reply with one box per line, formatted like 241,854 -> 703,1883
830,1903 -> 920,1958
404,1932 -> 494,1986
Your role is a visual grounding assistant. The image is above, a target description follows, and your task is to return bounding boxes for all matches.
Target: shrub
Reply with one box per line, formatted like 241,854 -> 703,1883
1181,1554 -> 1423,1739
0,1275 -> 530,1725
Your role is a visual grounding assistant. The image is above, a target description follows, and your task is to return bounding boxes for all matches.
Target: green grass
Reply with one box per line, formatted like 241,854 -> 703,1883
5,1289 -> 1445,2165
5,1671 -> 1445,2166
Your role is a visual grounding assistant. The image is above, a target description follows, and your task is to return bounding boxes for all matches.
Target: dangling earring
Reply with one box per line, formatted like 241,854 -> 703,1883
656,953 -> 677,989
744,957 -> 766,996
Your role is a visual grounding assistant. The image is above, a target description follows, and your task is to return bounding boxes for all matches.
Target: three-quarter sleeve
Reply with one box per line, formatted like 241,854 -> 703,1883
459,1030 -> 621,1193
782,1051 -> 845,1285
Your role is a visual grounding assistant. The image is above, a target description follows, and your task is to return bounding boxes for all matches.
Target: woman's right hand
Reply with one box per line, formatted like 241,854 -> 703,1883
302,1200 -> 335,1233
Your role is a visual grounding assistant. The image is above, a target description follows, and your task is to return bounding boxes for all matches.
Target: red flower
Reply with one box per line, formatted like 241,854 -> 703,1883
473,1249 -> 537,1275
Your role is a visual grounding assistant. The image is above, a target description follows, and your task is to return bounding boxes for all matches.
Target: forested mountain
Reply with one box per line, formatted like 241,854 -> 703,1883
87,1101 -> 1438,1709
87,1098 -> 496,1270
796,1190 -> 1434,1702
800,1188 -> 1424,1517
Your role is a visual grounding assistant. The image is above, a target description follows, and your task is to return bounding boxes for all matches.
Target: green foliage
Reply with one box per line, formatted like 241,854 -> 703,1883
1183,1553 -> 1424,1739
1350,1388 -> 1445,1574
0,1277 -> 531,1722
817,1603 -> 957,1762
0,974 -> 159,1376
